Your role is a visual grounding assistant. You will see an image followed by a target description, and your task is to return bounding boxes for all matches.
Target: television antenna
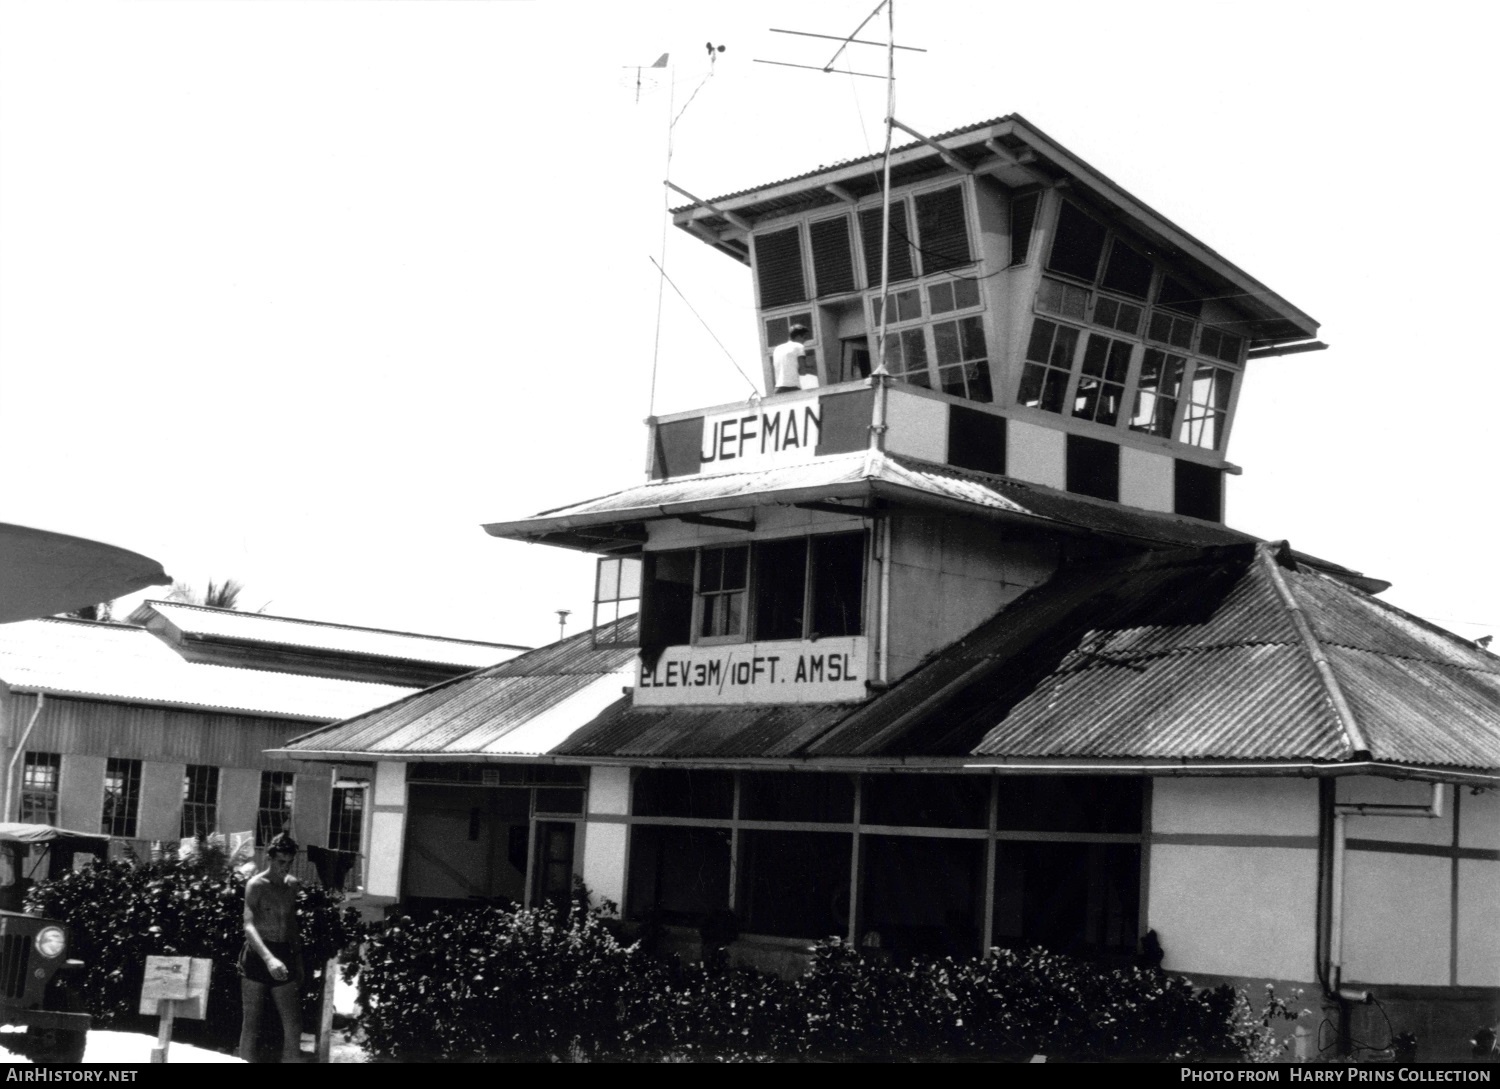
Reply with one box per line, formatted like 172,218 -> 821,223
621,52 -> 669,105
751,2 -> 924,381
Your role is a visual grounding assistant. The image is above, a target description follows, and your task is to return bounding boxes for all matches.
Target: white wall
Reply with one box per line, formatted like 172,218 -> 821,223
365,761 -> 407,899
1149,778 -> 1320,982
581,766 -> 631,913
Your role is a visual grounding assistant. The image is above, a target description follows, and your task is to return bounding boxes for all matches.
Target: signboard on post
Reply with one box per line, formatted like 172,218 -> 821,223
141,955 -> 212,1063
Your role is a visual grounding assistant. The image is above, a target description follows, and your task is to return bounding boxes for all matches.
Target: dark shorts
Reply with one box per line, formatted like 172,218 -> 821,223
238,941 -> 299,988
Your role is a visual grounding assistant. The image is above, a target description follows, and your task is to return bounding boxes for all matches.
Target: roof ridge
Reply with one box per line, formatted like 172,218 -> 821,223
1258,544 -> 1371,759
139,599 -> 526,650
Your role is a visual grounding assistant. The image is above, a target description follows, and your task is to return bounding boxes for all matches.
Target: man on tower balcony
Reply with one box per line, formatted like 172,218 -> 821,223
772,324 -> 817,394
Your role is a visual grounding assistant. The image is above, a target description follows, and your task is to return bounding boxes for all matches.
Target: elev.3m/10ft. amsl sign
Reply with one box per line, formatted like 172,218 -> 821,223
635,636 -> 867,706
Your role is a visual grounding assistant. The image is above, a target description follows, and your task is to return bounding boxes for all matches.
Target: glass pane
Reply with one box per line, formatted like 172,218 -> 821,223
753,537 -> 806,641
928,281 -> 954,314
626,825 -> 731,925
862,773 -> 988,828
1048,201 -> 1107,282
596,558 -> 620,601
618,557 -> 642,599
966,361 -> 993,403
897,289 -> 921,322
862,835 -> 986,959
953,278 -> 980,309
1049,324 -> 1079,369
902,328 -> 928,368
721,546 -> 748,591
994,776 -> 1144,832
811,533 -> 864,637
933,321 -> 960,365
699,548 -> 722,592
740,831 -> 852,939
959,316 -> 985,359
1026,318 -> 1058,363
633,769 -> 734,819
993,842 -> 1141,957
1101,239 -> 1153,299
740,772 -> 855,822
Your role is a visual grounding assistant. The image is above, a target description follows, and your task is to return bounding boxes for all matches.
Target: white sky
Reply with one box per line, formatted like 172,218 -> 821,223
2,1 -> 1496,649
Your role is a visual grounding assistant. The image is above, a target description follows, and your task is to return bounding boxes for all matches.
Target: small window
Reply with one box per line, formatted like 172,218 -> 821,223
101,758 -> 142,838
1009,191 -> 1040,266
810,216 -> 857,296
256,770 -> 295,847
1018,318 -> 1080,414
754,227 -> 807,309
810,533 -> 865,637
753,537 -> 808,641
633,769 -> 734,819
1180,363 -> 1235,450
1199,326 -> 1243,364
1147,309 -> 1196,350
859,202 -> 915,286
765,312 -> 814,348
640,550 -> 695,649
932,315 -> 992,403
871,288 -> 921,326
1072,334 -> 1132,426
914,185 -> 972,274
883,326 -> 931,388
1175,459 -> 1224,521
328,782 -> 365,855
1131,349 -> 1186,437
1047,201 -> 1108,283
1093,295 -> 1143,336
1100,239 -> 1154,299
594,556 -> 642,634
181,765 -> 219,840
927,277 -> 980,315
1066,434 -> 1120,501
1155,274 -> 1203,318
19,752 -> 60,825
1037,277 -> 1089,321
696,546 -> 748,641
739,772 -> 855,823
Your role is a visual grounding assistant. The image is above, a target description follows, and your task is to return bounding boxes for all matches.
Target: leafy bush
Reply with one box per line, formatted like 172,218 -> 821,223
26,852 -> 362,1049
355,903 -> 1296,1062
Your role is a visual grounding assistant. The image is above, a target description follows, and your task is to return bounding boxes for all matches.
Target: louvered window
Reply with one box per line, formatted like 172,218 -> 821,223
809,217 -> 856,296
859,203 -> 914,287
914,186 -> 971,274
754,227 -> 807,309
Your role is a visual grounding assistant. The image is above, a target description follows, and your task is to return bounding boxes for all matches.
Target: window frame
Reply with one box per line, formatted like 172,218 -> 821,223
256,770 -> 296,847
664,531 -> 867,648
19,751 -> 61,825
101,757 -> 142,838
181,764 -> 220,841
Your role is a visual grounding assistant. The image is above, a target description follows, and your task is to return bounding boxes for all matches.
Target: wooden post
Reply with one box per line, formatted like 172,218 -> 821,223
315,956 -> 337,1064
150,999 -> 175,1064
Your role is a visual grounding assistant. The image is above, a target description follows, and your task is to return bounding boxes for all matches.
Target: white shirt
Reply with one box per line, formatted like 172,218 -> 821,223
772,339 -> 807,389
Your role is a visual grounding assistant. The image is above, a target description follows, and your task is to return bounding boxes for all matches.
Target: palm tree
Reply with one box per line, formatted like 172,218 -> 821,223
167,578 -> 266,612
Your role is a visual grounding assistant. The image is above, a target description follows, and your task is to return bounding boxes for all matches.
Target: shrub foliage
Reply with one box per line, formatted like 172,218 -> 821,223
26,853 -> 362,1047
357,902 -> 1293,1062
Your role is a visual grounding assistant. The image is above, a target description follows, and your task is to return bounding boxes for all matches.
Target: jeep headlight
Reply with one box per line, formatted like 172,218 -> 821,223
34,927 -> 65,959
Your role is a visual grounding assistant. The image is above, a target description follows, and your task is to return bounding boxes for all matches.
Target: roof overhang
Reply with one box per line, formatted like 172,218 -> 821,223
672,113 -> 1317,347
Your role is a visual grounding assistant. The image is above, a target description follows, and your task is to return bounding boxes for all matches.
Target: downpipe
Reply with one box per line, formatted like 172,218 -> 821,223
1318,778 -> 1444,1056
3,693 -> 46,821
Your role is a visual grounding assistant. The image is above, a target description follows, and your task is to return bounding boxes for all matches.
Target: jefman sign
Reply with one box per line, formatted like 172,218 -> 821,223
697,398 -> 822,476
635,636 -> 867,706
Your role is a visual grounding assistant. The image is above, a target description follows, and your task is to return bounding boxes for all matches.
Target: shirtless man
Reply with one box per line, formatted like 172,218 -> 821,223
238,832 -> 304,1063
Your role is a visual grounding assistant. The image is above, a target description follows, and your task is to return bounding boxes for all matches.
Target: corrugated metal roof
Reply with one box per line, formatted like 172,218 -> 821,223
0,618 -> 416,721
275,544 -> 1500,774
135,600 -> 525,669
276,617 -> 640,758
812,543 -> 1500,770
